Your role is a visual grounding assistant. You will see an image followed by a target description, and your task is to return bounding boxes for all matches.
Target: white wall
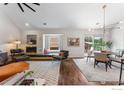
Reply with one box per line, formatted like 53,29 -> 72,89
21,28 -> 111,57
111,24 -> 124,51
22,29 -> 84,57
0,11 -> 21,53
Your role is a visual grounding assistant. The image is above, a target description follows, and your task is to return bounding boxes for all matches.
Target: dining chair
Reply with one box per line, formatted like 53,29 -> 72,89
86,47 -> 94,62
94,52 -> 111,72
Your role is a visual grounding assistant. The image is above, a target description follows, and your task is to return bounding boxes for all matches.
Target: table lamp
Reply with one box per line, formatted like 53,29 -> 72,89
14,40 -> 21,49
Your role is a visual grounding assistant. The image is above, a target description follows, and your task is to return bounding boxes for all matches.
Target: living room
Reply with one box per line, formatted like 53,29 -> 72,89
0,3 -> 124,88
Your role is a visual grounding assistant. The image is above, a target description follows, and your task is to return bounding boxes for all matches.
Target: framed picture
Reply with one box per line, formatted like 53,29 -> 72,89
68,37 -> 80,46
27,35 -> 37,45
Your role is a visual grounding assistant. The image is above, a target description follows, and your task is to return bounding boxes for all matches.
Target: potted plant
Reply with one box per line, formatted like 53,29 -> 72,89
106,41 -> 112,50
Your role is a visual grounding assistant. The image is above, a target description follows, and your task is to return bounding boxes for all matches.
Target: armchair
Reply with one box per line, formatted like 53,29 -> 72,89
53,50 -> 69,61
10,49 -> 29,62
109,50 -> 124,63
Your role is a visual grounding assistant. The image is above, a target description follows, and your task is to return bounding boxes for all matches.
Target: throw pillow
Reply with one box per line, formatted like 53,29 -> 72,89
0,56 -> 4,65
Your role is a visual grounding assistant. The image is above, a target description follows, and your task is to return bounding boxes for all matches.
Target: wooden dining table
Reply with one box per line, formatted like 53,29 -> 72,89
94,50 -> 112,57
100,50 -> 112,55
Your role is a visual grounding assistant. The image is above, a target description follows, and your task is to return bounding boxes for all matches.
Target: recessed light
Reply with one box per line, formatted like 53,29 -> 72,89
25,23 -> 29,26
119,21 -> 123,24
43,23 -> 47,26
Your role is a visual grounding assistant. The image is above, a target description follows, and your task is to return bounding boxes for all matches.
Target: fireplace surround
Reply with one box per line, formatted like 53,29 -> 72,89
26,47 -> 37,53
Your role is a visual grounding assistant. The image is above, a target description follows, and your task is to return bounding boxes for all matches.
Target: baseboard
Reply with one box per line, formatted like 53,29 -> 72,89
70,57 -> 84,59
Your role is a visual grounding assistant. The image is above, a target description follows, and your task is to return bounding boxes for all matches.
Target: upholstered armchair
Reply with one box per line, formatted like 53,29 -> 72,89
10,49 -> 30,62
53,50 -> 69,61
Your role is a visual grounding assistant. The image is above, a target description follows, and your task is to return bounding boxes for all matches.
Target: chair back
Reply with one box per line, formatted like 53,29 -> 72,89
87,50 -> 93,56
94,52 -> 108,62
10,49 -> 24,56
60,50 -> 69,58
120,50 -> 124,57
115,49 -> 124,58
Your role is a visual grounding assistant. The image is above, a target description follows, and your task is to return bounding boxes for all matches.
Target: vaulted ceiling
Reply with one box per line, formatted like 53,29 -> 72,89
0,3 -> 124,30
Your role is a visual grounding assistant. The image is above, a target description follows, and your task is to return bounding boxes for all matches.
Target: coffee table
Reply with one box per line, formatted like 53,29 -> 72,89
19,78 -> 46,85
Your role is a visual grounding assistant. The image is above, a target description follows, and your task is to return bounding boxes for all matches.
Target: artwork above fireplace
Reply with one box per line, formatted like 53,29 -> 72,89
27,35 -> 37,45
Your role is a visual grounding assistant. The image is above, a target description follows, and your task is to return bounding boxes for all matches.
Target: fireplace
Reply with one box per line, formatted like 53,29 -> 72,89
26,47 -> 37,53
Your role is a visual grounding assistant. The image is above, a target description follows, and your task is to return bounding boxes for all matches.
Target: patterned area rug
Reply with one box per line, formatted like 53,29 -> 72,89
73,58 -> 124,85
27,61 -> 60,85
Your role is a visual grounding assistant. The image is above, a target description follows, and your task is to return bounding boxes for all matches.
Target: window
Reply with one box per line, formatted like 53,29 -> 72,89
84,36 -> 93,53
84,35 -> 103,53
43,34 -> 63,51
93,37 -> 104,51
50,37 -> 59,50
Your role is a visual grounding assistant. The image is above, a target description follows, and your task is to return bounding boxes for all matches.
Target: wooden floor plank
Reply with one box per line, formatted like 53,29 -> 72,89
58,59 -> 89,85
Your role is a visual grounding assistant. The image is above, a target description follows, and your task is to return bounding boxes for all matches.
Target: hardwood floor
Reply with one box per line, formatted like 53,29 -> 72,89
58,59 -> 89,85
59,59 -> 124,85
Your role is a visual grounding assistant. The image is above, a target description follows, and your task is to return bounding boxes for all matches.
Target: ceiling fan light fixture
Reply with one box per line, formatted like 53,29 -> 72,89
4,3 -> 40,12
43,23 -> 47,26
4,3 -> 8,5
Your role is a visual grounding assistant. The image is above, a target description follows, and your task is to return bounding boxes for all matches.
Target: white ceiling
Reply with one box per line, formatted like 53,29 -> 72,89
1,3 -> 124,30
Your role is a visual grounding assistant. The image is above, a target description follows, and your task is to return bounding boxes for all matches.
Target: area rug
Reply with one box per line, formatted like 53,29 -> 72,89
73,58 -> 124,83
27,61 -> 60,85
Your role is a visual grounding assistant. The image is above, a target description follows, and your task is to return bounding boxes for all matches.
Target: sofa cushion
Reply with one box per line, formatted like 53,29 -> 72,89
0,52 -> 8,65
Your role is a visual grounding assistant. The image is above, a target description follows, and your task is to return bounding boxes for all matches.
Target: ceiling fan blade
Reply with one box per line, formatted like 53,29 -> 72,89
23,3 -> 36,12
4,3 -> 8,5
17,3 -> 24,12
32,3 -> 40,6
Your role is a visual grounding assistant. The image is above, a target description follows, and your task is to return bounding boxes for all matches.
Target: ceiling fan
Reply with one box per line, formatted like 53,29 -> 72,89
4,3 -> 40,12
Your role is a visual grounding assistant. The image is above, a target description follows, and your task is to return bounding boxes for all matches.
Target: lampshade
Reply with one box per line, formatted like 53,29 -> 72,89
14,40 -> 21,44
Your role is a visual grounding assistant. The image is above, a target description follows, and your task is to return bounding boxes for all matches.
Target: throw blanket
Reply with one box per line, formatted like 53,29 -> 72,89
0,62 -> 29,82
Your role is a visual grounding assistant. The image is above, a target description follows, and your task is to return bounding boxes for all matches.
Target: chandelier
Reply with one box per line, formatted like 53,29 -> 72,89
102,5 -> 107,39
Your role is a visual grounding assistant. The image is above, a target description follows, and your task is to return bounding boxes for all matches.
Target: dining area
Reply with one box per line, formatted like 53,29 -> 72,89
86,49 -> 124,85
